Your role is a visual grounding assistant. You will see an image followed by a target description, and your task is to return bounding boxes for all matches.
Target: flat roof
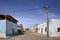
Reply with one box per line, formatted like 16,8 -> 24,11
0,14 -> 18,22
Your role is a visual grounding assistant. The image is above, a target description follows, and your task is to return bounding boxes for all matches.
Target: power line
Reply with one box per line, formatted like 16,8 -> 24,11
1,6 -> 60,13
0,0 -> 60,13
48,0 -> 60,8
0,7 -> 42,13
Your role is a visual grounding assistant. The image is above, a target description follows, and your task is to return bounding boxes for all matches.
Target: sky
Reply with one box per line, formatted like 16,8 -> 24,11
0,0 -> 60,28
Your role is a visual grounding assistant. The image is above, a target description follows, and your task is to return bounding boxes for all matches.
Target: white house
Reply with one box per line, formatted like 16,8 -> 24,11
38,23 -> 47,35
38,19 -> 60,37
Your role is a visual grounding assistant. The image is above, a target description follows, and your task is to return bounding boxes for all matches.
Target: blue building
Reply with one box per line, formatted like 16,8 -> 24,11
0,14 -> 18,38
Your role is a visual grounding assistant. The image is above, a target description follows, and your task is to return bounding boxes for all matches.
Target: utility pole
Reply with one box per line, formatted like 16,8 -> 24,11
43,6 -> 49,38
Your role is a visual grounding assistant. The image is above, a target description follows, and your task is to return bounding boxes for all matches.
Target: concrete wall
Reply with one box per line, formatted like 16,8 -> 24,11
38,23 -> 47,35
38,19 -> 60,37
0,20 -> 6,38
49,19 -> 60,37
6,20 -> 17,36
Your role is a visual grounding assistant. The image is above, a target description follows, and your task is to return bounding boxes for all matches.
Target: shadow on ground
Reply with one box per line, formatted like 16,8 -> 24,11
0,32 -> 25,40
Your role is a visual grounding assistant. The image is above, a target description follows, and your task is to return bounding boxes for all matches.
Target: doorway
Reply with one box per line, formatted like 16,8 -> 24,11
12,28 -> 14,34
41,28 -> 43,34
36,28 -> 38,32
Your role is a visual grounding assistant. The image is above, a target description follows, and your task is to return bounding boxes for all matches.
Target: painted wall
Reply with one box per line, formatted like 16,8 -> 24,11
38,19 -> 60,37
49,19 -> 60,37
6,20 -> 17,36
0,20 -> 6,37
31,26 -> 38,32
38,23 -> 47,35
31,27 -> 35,32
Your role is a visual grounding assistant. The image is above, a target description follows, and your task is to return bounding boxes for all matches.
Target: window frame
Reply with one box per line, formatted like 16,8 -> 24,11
57,27 -> 60,32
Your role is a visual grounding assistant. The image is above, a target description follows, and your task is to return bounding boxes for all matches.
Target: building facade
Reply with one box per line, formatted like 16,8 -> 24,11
17,24 -> 24,31
31,24 -> 38,32
0,14 -> 18,38
38,19 -> 60,37
38,23 -> 47,35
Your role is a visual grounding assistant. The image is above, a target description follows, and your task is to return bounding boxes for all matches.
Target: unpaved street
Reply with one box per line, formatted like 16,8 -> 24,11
0,31 -> 60,40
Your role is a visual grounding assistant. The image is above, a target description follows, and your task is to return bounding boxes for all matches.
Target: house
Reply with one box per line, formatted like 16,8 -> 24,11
38,23 -> 47,35
31,24 -> 38,32
38,19 -> 60,37
31,26 -> 35,32
0,14 -> 18,38
17,24 -> 24,34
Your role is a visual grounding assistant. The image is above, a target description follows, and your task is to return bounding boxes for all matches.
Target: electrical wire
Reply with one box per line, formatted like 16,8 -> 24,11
0,0 -> 60,13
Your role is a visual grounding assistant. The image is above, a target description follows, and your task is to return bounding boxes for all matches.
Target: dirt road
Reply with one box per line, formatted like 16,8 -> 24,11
0,31 -> 60,40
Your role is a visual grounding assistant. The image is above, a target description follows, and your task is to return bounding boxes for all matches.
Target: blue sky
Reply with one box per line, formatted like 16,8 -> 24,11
0,0 -> 60,28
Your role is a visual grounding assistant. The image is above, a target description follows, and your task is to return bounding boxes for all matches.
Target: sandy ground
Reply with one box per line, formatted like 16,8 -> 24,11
0,31 -> 60,40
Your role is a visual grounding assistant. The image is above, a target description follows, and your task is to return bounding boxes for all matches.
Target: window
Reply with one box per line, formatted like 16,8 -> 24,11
45,28 -> 47,32
57,28 -> 60,32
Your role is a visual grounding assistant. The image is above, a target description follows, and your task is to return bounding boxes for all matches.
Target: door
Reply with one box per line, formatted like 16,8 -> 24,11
12,28 -> 14,34
41,28 -> 43,34
36,28 -> 38,32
